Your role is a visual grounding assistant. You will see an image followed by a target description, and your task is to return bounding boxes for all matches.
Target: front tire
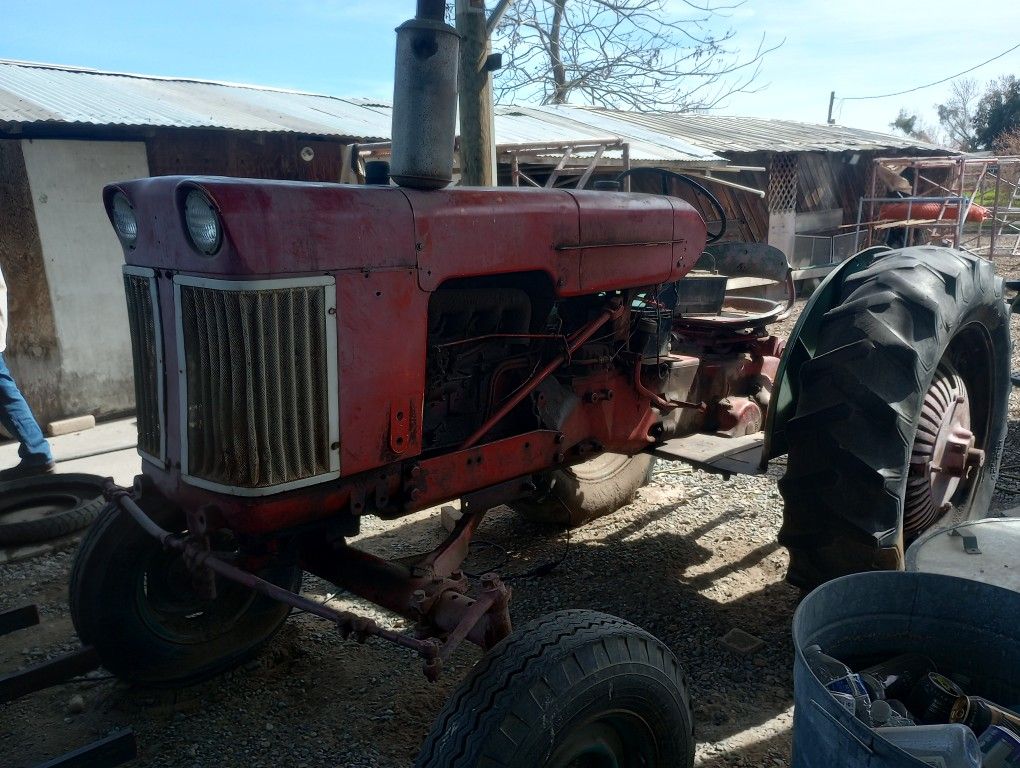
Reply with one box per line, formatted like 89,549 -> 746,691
779,247 -> 1010,589
511,453 -> 654,527
415,610 -> 694,768
69,500 -> 301,687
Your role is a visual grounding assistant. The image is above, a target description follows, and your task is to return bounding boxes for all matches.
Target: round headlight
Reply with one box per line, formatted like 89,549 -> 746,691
184,189 -> 222,255
110,192 -> 137,248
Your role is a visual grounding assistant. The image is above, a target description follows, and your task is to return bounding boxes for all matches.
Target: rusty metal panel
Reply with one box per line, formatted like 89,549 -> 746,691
112,176 -> 418,276
407,187 -> 581,294
570,190 -> 674,292
412,431 -> 562,508
336,270 -> 428,475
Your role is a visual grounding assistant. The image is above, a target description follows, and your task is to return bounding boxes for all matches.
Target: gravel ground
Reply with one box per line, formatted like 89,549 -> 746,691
3,256 -> 1020,768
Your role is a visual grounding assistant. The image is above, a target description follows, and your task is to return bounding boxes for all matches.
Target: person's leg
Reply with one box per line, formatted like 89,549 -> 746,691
0,352 -> 53,467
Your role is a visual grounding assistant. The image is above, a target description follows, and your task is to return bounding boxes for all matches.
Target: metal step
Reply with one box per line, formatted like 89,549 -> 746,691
651,432 -> 765,478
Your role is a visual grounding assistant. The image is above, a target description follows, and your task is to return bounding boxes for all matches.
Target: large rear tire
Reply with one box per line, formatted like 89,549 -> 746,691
69,500 -> 301,687
415,610 -> 694,768
511,453 -> 654,527
779,247 -> 1010,589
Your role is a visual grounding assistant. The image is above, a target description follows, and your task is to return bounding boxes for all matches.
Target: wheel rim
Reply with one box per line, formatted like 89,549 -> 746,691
135,532 -> 257,644
0,493 -> 83,524
906,361 -> 986,539
547,712 -> 658,768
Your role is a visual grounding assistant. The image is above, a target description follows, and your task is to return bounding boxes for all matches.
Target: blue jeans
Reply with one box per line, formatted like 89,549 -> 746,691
0,352 -> 53,465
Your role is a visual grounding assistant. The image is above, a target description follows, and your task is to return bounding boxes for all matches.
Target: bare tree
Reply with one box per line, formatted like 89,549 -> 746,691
491,0 -> 779,111
935,78 -> 979,150
890,109 -> 940,145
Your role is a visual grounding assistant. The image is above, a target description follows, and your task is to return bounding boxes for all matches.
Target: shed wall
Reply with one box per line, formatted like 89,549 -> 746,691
21,138 -> 149,423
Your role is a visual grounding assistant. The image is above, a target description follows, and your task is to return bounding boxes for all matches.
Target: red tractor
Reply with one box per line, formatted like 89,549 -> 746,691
71,4 -> 1010,766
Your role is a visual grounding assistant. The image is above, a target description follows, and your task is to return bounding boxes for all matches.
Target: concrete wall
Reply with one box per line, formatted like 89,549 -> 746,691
14,139 -> 149,425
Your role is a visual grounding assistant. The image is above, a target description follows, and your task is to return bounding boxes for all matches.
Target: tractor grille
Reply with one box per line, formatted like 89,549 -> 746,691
123,270 -> 164,461
176,277 -> 338,493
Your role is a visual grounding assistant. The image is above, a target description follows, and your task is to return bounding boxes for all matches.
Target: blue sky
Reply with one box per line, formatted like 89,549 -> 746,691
2,0 -> 1018,136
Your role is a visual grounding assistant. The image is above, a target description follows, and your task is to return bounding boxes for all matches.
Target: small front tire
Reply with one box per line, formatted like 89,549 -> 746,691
69,500 -> 301,687
415,609 -> 694,768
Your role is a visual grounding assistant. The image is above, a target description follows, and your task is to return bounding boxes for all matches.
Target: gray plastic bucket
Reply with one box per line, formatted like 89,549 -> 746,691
791,571 -> 1020,767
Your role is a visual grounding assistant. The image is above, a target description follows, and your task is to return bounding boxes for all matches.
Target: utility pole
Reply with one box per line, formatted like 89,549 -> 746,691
827,91 -> 836,125
456,0 -> 514,185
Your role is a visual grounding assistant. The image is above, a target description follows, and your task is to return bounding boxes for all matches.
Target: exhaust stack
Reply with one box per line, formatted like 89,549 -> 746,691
390,0 -> 460,190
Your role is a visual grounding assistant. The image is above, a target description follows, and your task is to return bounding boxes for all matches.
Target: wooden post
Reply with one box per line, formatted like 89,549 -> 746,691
456,0 -> 496,186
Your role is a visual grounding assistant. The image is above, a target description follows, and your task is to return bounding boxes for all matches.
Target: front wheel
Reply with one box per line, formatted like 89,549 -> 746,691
416,610 -> 694,768
69,500 -> 301,687
779,247 -> 1010,589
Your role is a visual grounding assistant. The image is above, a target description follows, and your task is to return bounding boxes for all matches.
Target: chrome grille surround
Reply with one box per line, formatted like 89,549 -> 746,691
123,266 -> 165,464
173,275 -> 339,496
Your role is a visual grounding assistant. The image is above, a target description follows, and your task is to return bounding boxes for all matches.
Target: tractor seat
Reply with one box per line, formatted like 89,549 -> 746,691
671,242 -> 795,331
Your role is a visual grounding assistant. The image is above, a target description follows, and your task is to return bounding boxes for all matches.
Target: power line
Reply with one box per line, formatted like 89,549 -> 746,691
841,41 -> 1020,101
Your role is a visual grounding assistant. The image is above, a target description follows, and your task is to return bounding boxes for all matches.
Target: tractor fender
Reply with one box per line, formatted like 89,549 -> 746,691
761,246 -> 893,466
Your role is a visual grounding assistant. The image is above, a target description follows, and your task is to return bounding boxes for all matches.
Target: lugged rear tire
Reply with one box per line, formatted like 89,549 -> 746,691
70,500 -> 301,687
415,609 -> 694,768
779,247 -> 1010,589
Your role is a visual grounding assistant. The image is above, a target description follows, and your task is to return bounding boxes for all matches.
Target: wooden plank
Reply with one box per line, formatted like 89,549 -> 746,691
34,729 -> 136,768
0,647 -> 100,703
0,604 -> 40,637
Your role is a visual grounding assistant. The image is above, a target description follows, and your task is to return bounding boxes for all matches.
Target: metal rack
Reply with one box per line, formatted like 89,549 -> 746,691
861,155 -> 1020,257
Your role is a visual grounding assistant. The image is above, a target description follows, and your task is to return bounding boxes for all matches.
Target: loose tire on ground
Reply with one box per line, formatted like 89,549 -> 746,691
69,501 -> 301,687
511,453 -> 654,527
779,247 -> 1010,589
0,473 -> 107,545
415,609 -> 694,768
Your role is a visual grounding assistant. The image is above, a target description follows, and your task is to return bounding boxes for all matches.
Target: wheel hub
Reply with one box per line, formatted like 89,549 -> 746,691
906,363 -> 984,539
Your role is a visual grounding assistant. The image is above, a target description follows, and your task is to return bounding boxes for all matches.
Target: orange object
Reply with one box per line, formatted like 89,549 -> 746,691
878,202 -> 990,222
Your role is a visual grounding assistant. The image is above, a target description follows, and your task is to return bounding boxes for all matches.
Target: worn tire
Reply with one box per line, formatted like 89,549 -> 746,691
69,501 -> 301,687
779,247 -> 1010,589
511,453 -> 654,527
0,474 -> 107,545
415,610 -> 694,768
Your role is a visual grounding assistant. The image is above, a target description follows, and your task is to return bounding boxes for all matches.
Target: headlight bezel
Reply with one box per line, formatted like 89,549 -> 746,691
182,188 -> 223,257
110,191 -> 138,250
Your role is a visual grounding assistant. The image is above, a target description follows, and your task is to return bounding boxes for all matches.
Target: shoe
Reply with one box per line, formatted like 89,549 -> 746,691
0,461 -> 56,482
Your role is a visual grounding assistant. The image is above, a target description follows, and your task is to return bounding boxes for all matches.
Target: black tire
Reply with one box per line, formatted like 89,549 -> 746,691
779,247 -> 1010,589
69,500 -> 301,687
511,453 -> 654,527
416,610 -> 694,768
0,473 -> 107,545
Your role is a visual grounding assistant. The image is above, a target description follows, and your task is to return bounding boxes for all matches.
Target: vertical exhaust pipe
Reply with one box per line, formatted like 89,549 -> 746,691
391,0 -> 460,190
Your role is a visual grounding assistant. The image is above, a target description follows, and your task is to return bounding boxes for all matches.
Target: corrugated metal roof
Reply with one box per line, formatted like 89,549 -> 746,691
0,60 -> 946,159
0,60 -> 722,163
0,60 -> 393,140
492,105 -> 722,163
555,106 -> 949,154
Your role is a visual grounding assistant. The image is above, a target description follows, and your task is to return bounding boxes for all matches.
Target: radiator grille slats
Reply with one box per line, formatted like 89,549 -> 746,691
179,282 -> 333,490
123,273 -> 162,460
